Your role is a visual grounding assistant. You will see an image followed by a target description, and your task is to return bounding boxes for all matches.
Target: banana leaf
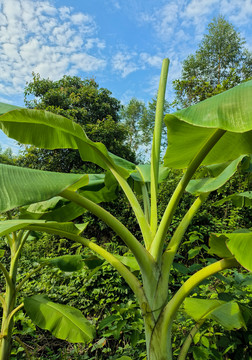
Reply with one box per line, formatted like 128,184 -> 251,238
24,295 -> 95,343
164,80 -> 252,169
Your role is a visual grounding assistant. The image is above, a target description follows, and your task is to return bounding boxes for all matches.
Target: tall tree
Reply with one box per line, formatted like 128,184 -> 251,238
120,96 -> 169,157
19,74 -> 135,172
173,16 -> 252,108
120,98 -> 147,152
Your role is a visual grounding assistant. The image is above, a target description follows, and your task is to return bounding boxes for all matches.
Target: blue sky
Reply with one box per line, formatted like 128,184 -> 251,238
0,0 -> 252,151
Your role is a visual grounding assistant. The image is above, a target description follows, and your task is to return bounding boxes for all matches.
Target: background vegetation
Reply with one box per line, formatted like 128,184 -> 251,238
0,15 -> 252,359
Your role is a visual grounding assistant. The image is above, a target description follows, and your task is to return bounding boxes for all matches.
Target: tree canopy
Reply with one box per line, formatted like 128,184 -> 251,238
173,16 -> 252,108
120,96 -> 169,157
19,74 -> 135,172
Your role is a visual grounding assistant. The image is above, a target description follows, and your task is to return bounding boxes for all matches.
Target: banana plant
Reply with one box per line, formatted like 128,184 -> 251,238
0,172 -> 117,359
0,219 -> 96,359
0,58 -> 252,359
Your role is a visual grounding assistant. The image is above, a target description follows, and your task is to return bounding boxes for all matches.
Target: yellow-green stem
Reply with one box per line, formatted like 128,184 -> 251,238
60,189 -> 156,280
151,195 -> 207,313
150,129 -> 226,261
161,194 -> 208,281
150,58 -> 169,235
160,258 -> 239,344
110,168 -> 153,248
177,319 -> 205,360
0,263 -> 12,289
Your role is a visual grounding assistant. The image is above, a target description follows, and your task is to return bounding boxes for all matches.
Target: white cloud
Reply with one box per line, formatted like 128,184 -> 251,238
140,53 -> 163,68
140,2 -> 182,40
111,1 -> 121,10
112,50 -> 165,78
0,0 -> 106,98
112,52 -> 139,77
70,53 -> 106,72
183,0 -> 219,18
220,0 -> 252,25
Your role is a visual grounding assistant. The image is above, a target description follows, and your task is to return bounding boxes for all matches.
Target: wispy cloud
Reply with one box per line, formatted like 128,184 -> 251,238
112,51 -> 139,77
0,0 -> 106,98
138,0 -> 252,85
111,50 -> 164,78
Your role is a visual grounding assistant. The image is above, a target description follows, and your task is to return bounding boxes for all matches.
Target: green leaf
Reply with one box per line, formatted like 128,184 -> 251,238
184,297 -> 225,321
173,262 -> 189,275
201,336 -> 209,348
0,164 -> 88,212
103,319 -> 127,339
20,197 -> 87,222
0,220 -> 86,238
184,298 -> 246,330
186,155 -> 246,195
129,164 -> 170,194
214,191 -> 252,208
20,173 -> 118,222
40,255 -> 83,272
164,80 -> 252,169
20,172 -> 117,222
188,246 -> 201,259
82,255 -> 105,269
208,234 -> 233,258
224,232 -> 252,271
24,295 -> 95,343
0,109 -> 133,177
98,315 -> 118,330
116,357 -> 133,360
114,254 -> 140,272
0,102 -> 21,115
210,301 -> 246,330
192,346 -> 210,360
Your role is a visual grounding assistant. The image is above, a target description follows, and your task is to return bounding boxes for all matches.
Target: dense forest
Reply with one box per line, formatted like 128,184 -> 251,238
0,16 -> 252,360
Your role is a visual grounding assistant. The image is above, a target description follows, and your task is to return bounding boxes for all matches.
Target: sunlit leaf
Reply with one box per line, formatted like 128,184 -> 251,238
164,80 -> 252,169
184,297 -> 225,321
0,102 -> 21,115
24,295 -> 95,343
0,164 -> 88,212
224,232 -> 252,271
208,234 -> 233,258
0,108 -> 133,178
186,155 -> 246,195
114,254 -> 140,272
184,298 -> 246,330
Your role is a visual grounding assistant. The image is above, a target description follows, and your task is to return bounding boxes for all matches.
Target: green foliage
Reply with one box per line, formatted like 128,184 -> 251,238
24,295 -> 95,343
0,59 -> 252,360
14,234 -> 144,359
19,74 -> 135,173
173,16 -> 252,108
120,96 -> 169,157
